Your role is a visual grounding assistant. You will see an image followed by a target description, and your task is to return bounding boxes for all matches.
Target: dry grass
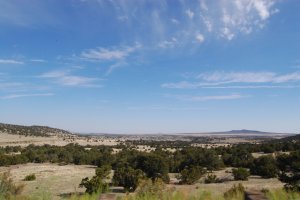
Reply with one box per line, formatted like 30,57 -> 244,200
0,163 -> 96,200
0,132 -> 121,147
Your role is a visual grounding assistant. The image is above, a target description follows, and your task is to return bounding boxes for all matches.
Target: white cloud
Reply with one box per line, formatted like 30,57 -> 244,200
40,70 -> 67,78
253,0 -> 273,20
217,0 -> 278,40
171,18 -> 179,24
195,33 -> 205,43
197,71 -> 300,83
185,9 -> 194,19
0,59 -> 24,64
158,37 -> 178,48
200,0 -> 208,11
201,85 -> 300,89
30,59 -> 46,63
1,93 -> 54,100
167,94 -> 246,101
0,82 -> 24,90
40,70 -> 101,87
162,71 -> 300,89
81,43 -> 141,61
105,62 -> 126,76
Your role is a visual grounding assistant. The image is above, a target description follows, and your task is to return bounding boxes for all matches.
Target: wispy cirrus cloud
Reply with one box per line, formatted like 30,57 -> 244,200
40,70 -> 102,87
1,93 -> 54,100
81,43 -> 141,62
197,71 -> 300,83
30,59 -> 46,63
80,43 -> 142,75
162,71 -> 300,89
0,82 -> 24,90
0,59 -> 24,64
166,94 -> 247,102
111,0 -> 279,43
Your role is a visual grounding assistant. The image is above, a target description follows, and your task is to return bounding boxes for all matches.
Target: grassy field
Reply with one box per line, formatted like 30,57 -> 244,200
0,164 -> 286,200
0,163 -> 96,199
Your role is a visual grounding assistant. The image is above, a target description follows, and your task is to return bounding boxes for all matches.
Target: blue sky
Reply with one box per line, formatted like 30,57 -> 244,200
0,0 -> 300,133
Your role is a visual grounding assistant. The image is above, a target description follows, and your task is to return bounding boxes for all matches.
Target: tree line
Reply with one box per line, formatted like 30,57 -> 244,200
0,139 -> 300,192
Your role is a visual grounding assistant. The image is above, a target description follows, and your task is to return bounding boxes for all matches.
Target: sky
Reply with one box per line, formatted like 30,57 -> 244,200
0,0 -> 300,134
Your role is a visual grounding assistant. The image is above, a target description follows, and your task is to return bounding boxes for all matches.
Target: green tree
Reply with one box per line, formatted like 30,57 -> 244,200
232,168 -> 250,181
79,165 -> 111,194
135,154 -> 170,183
250,155 -> 278,178
178,166 -> 206,184
278,151 -> 300,191
113,166 -> 145,192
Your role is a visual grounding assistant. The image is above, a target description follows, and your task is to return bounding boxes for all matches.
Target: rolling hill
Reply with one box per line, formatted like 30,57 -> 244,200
0,123 -> 71,137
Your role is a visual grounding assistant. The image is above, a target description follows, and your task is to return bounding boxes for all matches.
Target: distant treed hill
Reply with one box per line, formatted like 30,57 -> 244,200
279,134 -> 300,142
0,123 -> 71,137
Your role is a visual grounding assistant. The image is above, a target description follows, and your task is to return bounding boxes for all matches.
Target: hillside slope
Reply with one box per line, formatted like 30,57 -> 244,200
0,123 -> 71,137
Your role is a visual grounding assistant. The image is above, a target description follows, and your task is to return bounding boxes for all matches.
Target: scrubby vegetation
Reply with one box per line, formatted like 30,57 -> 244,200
23,174 -> 36,181
0,172 -> 24,199
1,128 -> 300,199
178,165 -> 206,184
232,168 -> 250,181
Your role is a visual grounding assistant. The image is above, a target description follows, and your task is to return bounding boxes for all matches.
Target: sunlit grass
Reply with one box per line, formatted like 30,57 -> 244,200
265,189 -> 300,200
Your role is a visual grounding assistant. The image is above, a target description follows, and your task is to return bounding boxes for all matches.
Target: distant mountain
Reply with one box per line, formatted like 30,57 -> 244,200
0,123 -> 72,137
182,129 -> 294,136
225,129 -> 270,134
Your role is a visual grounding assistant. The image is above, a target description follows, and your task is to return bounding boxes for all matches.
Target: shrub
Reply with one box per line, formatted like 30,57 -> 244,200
113,166 -> 145,192
204,173 -> 220,184
250,155 -> 278,178
178,166 -> 206,184
79,165 -> 111,194
23,173 -> 36,181
232,168 -> 250,181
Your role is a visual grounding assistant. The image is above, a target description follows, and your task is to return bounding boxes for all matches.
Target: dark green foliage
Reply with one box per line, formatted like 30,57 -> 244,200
135,154 -> 170,183
79,165 -> 111,194
222,147 -> 254,168
113,165 -> 145,192
250,155 -> 278,178
204,173 -> 220,184
178,148 -> 224,171
0,144 -> 113,167
232,168 -> 250,181
23,174 -> 36,181
278,151 -> 300,191
178,165 -> 206,184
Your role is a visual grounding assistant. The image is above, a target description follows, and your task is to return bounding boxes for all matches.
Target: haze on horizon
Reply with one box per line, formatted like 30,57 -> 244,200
0,0 -> 299,134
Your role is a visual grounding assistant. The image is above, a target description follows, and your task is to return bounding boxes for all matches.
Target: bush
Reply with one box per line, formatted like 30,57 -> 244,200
79,165 -> 111,194
178,166 -> 206,184
113,166 -> 145,192
204,173 -> 220,184
232,168 -> 250,181
250,155 -> 278,178
23,173 -> 36,181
